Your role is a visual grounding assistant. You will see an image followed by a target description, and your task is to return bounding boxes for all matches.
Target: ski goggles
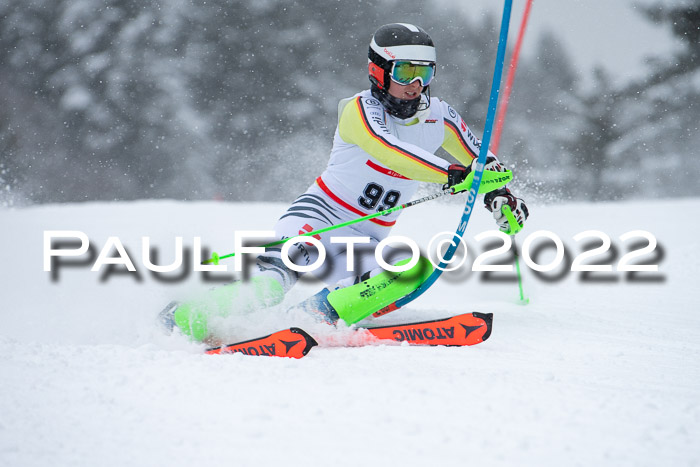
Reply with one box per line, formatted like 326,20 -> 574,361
390,60 -> 436,86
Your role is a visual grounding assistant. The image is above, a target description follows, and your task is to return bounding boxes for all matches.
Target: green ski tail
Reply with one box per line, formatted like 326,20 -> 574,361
173,276 -> 284,341
327,257 -> 433,325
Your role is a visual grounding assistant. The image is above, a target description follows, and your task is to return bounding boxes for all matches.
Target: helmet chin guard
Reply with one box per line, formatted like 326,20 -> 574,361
370,84 -> 430,120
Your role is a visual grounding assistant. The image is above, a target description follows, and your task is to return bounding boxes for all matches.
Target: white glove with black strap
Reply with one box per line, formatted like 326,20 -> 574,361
484,186 -> 529,233
473,155 -> 508,174
449,155 -> 510,194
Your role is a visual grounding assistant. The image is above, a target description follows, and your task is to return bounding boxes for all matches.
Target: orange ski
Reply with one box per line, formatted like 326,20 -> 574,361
364,312 -> 493,346
205,328 -> 317,358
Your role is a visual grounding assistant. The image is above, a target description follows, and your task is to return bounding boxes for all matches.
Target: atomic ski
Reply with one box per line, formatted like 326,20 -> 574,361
205,328 -> 318,358
363,312 -> 492,346
205,312 -> 492,358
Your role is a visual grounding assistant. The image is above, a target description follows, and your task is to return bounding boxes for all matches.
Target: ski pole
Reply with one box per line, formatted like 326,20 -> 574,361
502,206 -> 529,304
491,0 -> 534,304
204,189 -> 452,265
202,169 -> 513,264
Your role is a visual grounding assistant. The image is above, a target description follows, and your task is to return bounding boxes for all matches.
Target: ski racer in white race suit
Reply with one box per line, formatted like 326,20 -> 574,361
162,23 -> 529,342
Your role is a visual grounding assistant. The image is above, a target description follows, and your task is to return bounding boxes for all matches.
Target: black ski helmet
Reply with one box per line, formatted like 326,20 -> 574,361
368,23 -> 436,119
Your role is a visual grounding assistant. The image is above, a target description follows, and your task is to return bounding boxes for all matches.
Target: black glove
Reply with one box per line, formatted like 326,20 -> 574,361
446,164 -> 470,193
484,187 -> 529,233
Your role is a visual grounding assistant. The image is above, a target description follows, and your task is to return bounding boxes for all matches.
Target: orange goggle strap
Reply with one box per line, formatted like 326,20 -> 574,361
368,62 -> 386,88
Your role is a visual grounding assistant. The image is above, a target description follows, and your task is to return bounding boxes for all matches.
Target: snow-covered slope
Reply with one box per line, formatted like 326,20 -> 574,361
1,198 -> 698,466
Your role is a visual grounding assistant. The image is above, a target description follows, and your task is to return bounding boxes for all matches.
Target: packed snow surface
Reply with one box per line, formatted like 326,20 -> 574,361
1,198 -> 698,466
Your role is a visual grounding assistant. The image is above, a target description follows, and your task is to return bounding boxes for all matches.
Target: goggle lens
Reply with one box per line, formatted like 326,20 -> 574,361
391,61 -> 436,86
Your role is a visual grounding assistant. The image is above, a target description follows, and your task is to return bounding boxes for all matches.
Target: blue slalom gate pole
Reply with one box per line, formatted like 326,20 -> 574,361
393,0 -> 514,310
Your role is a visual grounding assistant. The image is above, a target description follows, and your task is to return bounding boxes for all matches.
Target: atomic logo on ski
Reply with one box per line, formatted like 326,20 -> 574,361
389,326 -> 456,343
460,324 -> 484,338
205,328 -> 317,359
280,339 -> 302,353
364,312 -> 493,347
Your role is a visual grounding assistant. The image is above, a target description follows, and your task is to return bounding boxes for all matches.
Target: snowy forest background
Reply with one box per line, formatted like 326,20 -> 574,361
1,0 -> 698,206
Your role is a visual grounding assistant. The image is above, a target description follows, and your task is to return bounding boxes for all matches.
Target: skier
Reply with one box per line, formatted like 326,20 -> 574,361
161,23 -> 529,342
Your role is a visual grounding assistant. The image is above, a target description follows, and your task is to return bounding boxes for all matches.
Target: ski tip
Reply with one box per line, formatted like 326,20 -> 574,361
289,327 -> 319,356
204,327 -> 318,358
471,312 -> 493,342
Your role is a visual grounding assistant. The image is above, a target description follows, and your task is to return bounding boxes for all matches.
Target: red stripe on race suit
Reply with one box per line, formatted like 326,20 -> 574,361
354,98 -> 447,177
444,119 -> 478,160
365,159 -> 411,180
315,176 -> 396,227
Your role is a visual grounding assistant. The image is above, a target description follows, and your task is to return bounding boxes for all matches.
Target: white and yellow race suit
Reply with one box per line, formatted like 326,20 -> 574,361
257,89 -> 497,289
